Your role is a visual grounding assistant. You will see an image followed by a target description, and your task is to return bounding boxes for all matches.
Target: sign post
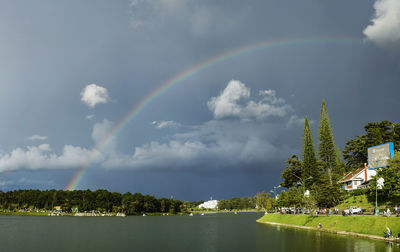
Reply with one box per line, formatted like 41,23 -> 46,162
375,177 -> 384,216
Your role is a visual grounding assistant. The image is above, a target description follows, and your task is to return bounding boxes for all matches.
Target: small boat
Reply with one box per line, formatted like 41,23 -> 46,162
142,214 -> 146,216
189,213 -> 193,216
234,212 -> 237,215
201,213 -> 205,216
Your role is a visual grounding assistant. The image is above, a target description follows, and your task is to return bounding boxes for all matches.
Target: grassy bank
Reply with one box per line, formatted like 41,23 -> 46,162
190,209 -> 262,214
258,214 -> 400,237
336,195 -> 372,209
0,211 -> 63,216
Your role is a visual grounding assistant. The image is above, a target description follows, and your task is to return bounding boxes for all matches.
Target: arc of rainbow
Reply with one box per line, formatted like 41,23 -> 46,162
65,36 -> 362,190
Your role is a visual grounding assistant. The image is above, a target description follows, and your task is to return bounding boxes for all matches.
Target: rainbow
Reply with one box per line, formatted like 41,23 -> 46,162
65,36 -> 362,190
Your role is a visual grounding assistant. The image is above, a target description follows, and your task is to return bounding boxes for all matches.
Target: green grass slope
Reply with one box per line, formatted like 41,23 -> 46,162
258,214 -> 400,237
336,195 -> 372,208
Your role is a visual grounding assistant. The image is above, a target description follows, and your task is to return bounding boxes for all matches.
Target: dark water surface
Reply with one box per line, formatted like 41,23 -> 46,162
0,213 -> 398,251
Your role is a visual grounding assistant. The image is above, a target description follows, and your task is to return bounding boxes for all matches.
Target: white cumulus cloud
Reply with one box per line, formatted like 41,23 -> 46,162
27,134 -> 48,141
86,114 -> 95,120
0,144 -> 102,172
152,120 -> 181,129
81,84 -> 110,108
363,0 -> 400,50
207,80 -> 292,120
0,120 -> 112,172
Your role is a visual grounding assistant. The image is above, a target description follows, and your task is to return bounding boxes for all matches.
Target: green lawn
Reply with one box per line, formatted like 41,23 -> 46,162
258,214 -> 400,237
335,194 -> 391,213
336,195 -> 372,208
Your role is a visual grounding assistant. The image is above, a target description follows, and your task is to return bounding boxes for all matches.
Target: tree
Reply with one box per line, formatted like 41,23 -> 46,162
286,187 -> 304,208
343,121 -> 400,171
302,116 -> 319,187
367,151 -> 400,205
276,191 -> 289,207
275,188 -> 303,208
280,155 -> 302,188
255,191 -> 270,210
303,192 -> 318,211
311,181 -> 342,208
318,99 -> 338,185
0,189 -> 187,215
335,146 -> 346,176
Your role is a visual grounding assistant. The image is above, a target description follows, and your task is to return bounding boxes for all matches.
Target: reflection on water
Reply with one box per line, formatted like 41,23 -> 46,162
0,213 -> 398,252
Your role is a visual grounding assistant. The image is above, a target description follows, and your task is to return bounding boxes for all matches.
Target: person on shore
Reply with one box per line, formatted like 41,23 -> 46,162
384,227 -> 392,238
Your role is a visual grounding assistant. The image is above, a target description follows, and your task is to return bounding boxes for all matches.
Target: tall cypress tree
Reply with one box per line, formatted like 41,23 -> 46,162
302,116 -> 318,188
318,99 -> 338,185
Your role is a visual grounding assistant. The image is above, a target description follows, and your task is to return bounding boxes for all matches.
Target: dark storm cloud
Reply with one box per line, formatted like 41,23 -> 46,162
0,0 -> 399,199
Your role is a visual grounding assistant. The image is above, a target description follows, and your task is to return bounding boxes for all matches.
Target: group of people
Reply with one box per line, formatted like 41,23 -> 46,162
314,208 -> 340,215
277,207 -> 344,215
377,207 -> 400,217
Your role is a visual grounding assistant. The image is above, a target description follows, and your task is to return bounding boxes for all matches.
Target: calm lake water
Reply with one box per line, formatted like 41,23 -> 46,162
0,212 -> 398,251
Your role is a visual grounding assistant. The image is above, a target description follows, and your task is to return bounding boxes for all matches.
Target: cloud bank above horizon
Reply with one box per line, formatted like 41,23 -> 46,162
0,80 -> 303,173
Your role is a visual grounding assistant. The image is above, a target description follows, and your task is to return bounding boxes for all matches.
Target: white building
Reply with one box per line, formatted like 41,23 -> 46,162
339,164 -> 376,191
198,199 -> 218,209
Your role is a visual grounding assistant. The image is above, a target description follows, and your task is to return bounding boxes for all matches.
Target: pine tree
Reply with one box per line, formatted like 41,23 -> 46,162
318,99 -> 338,185
334,145 -> 345,178
302,116 -> 318,188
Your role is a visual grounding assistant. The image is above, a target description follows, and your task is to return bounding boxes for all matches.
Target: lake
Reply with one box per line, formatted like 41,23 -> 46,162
0,213 -> 398,251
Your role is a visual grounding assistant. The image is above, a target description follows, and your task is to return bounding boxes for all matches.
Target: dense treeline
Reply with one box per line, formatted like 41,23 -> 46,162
217,192 -> 277,211
217,197 -> 256,210
0,189 -> 185,215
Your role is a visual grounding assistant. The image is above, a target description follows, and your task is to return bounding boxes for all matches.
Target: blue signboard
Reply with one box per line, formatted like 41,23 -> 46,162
368,142 -> 395,169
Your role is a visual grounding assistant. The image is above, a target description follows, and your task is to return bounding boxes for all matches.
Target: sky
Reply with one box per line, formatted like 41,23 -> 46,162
0,0 -> 399,201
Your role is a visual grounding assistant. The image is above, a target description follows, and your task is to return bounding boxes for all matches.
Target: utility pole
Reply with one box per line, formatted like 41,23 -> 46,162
375,177 -> 378,216
270,185 -> 281,213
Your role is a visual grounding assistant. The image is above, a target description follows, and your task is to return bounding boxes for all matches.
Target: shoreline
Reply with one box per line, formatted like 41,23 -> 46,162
257,216 -> 400,243
0,210 -> 263,217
